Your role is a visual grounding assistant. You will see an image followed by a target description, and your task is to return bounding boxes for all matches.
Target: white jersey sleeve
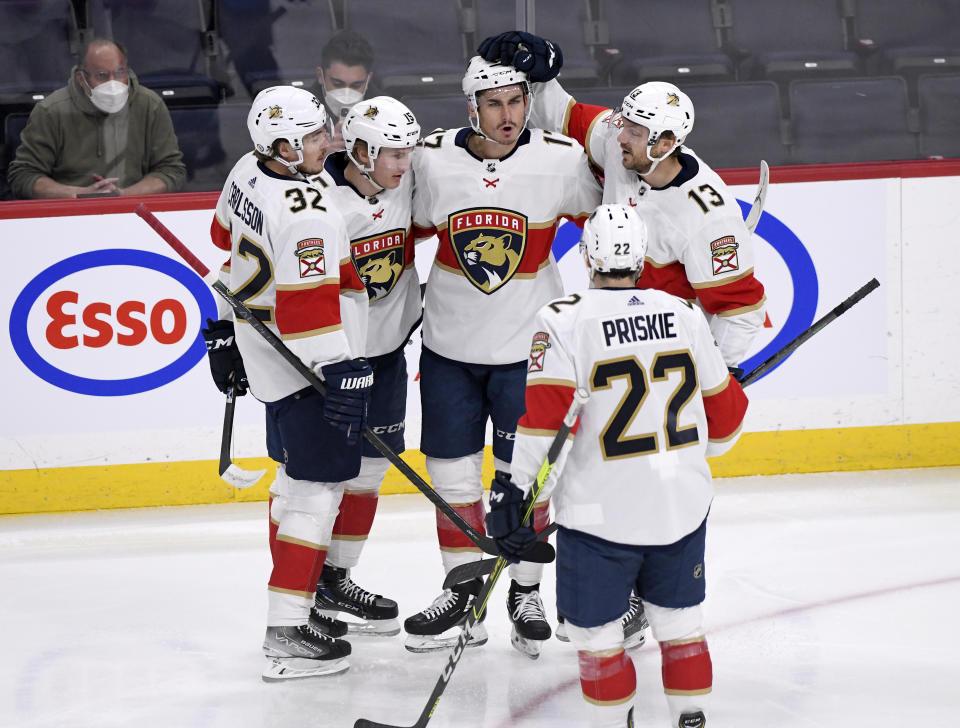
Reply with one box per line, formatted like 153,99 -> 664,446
510,287 -> 748,546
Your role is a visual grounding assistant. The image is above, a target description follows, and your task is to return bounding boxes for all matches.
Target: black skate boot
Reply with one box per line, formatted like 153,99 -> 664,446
308,607 -> 348,638
261,624 -> 351,681
507,580 -> 552,659
314,563 -> 400,636
621,592 -> 648,649
403,578 -> 488,653
678,711 -> 706,728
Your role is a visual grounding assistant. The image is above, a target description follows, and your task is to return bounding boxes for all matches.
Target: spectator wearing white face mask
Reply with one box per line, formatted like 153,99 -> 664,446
7,38 -> 186,199
308,30 -> 378,154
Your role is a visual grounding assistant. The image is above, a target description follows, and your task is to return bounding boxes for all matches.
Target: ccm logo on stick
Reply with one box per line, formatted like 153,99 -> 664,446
10,249 -> 217,396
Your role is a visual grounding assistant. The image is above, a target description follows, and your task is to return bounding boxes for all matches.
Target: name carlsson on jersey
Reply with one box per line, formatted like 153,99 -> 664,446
226,179 -> 264,234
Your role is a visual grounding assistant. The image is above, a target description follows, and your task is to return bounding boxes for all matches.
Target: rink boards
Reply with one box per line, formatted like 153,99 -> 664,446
2,160 -> 959,514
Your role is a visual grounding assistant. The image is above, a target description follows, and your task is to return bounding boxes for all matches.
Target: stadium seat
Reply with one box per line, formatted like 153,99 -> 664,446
400,94 -> 470,134
683,81 -> 787,168
346,0 -> 470,95
727,0 -> 859,82
855,0 -> 960,79
530,0 -> 604,87
788,77 -> 916,164
0,0 -> 77,105
169,103 -> 252,192
603,0 -> 734,86
917,74 -> 960,159
98,0 -> 226,105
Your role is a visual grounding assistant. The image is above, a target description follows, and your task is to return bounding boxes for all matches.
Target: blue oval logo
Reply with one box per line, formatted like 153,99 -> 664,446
9,248 -> 218,396
551,202 -> 819,383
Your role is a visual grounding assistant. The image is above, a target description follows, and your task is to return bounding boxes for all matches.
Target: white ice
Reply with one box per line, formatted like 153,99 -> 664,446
2,467 -> 959,728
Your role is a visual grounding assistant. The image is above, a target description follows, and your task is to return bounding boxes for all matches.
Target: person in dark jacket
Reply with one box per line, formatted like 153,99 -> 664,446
7,38 -> 186,199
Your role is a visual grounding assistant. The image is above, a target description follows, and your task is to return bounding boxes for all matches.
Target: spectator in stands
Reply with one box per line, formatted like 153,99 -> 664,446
7,38 -> 186,199
309,30 -> 377,152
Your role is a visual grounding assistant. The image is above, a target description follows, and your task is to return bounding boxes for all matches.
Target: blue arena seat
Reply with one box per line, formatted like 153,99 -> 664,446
788,77 -> 916,164
855,0 -> 960,80
917,74 -> 960,159
727,0 -> 859,82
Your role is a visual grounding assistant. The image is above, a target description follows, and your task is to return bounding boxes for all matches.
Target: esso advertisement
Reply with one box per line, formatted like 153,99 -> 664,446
10,249 -> 218,396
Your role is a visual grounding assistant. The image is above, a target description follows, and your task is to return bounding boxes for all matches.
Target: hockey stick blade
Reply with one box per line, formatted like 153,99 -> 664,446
744,159 -> 769,234
355,392 -> 589,728
135,203 -> 546,561
218,387 -> 267,489
739,277 -> 880,387
442,523 -> 559,589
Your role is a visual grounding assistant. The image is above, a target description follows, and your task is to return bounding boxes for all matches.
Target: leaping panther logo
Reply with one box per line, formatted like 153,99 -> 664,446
358,254 -> 404,301
351,228 -> 408,301
449,208 -> 527,294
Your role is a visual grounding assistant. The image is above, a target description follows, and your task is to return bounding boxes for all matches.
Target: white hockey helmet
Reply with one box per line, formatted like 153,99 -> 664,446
579,204 -> 648,280
342,96 -> 421,175
461,55 -> 532,137
247,85 -> 327,172
621,81 -> 695,146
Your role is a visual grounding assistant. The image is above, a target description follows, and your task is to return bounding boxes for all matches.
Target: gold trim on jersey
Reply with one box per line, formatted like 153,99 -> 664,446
582,693 -> 636,707
691,267 -> 756,288
517,425 -> 576,439
275,277 -> 339,291
701,377 -> 731,398
276,534 -> 325,550
583,107 -> 608,169
527,377 -> 578,389
561,97 -> 575,138
439,546 -> 483,553
514,258 -> 552,279
331,534 -> 368,542
643,256 -> 680,268
716,296 -> 767,317
267,585 -> 314,599
279,323 -> 343,340
213,212 -> 229,231
709,421 -> 744,444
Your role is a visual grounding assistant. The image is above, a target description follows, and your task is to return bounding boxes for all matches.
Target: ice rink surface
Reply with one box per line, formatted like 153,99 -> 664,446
2,467 -> 959,728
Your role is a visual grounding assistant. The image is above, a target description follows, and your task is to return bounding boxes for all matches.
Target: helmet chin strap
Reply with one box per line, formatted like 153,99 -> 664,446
345,147 -> 385,193
641,136 -> 679,176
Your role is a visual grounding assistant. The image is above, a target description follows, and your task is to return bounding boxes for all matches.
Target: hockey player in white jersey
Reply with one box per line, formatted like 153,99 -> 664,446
403,56 -> 601,656
478,32 -> 767,373
308,96 -> 422,637
487,204 -> 748,728
205,85 -> 373,680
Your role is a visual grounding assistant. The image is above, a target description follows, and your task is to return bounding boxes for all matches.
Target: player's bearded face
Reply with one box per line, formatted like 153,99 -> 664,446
370,147 -> 413,189
476,85 -> 527,145
297,127 -> 331,174
617,119 -> 654,173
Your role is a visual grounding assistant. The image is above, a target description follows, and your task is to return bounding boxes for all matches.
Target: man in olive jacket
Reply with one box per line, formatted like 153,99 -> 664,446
7,39 -> 186,199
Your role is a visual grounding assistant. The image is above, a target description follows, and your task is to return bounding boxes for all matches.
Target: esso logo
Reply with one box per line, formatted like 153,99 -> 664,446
10,249 -> 218,396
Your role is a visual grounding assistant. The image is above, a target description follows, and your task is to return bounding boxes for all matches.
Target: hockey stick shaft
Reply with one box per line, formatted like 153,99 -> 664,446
739,277 -> 880,387
355,390 -> 589,728
135,204 -> 550,561
744,159 -> 769,235
217,386 -> 267,488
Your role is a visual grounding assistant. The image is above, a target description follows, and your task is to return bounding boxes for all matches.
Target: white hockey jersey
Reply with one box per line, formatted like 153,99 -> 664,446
510,287 -> 748,546
211,153 -> 364,403
530,80 -> 767,367
412,127 -> 601,365
312,152 -> 421,358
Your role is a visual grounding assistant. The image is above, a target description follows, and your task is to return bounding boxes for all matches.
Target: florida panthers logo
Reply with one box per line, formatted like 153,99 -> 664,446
351,228 -> 407,301
449,208 -> 527,294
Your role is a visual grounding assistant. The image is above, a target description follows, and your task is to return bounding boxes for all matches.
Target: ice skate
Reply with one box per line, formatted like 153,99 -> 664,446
308,606 -> 348,638
555,592 -> 648,648
314,563 -> 400,636
678,710 -> 706,728
403,578 -> 488,653
621,592 -> 648,650
261,624 -> 351,681
507,580 -> 551,660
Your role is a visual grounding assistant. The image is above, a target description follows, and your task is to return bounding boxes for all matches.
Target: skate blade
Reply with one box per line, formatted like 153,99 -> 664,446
623,631 -> 646,650
345,618 -> 401,637
555,624 -> 570,643
403,623 -> 488,653
510,628 -> 542,660
261,656 -> 349,681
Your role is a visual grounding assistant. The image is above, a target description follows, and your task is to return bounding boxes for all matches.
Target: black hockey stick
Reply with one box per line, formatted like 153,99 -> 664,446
739,277 -> 880,387
442,522 -> 559,589
135,204 -> 553,564
355,389 -> 589,728
218,385 -> 268,488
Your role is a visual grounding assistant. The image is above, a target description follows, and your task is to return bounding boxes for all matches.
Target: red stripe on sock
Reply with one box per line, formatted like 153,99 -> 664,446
269,539 -> 326,595
333,491 -> 379,538
533,501 -> 550,532
268,497 -> 279,561
661,638 -> 713,693
437,501 -> 485,550
579,650 -> 636,704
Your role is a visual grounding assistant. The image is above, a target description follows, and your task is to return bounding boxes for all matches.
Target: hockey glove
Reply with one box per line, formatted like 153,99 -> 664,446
485,470 -> 537,563
320,358 -> 374,445
728,366 -> 745,382
202,318 -> 248,395
477,30 -> 564,83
